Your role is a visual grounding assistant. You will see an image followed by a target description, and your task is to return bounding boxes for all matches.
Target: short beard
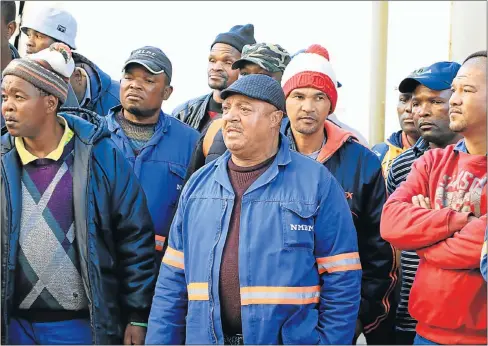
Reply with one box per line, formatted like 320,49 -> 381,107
126,105 -> 159,119
293,122 -> 321,135
208,75 -> 229,91
449,118 -> 468,133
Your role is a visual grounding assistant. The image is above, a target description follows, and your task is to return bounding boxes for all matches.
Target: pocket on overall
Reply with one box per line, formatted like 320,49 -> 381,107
281,203 -> 319,250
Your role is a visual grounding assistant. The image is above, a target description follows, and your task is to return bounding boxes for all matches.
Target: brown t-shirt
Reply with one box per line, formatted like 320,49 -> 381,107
219,154 -> 276,335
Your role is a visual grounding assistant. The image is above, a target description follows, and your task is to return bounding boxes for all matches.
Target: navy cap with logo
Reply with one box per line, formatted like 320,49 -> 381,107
123,46 -> 173,83
398,61 -> 461,93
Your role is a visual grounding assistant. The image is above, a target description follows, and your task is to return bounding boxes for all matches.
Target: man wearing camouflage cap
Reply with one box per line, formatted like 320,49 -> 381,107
183,43 -> 291,182
232,42 -> 291,82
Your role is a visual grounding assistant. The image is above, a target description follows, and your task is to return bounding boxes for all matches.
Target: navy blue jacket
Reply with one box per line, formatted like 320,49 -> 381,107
107,106 -> 199,262
1,110 -> 156,344
282,118 -> 396,336
73,52 -> 121,116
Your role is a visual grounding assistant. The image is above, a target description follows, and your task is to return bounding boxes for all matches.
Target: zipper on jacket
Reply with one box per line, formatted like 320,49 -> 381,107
2,167 -> 13,342
208,199 -> 227,344
84,156 -> 96,344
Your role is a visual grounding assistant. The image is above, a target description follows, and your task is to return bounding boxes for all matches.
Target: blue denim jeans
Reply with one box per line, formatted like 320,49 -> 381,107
9,318 -> 92,345
414,334 -> 439,345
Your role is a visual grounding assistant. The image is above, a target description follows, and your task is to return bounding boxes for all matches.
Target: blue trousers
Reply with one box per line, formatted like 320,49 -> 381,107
9,318 -> 92,345
414,334 -> 439,345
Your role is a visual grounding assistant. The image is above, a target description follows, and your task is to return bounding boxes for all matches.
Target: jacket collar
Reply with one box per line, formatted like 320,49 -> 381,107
107,105 -> 169,134
1,110 -> 109,155
316,120 -> 357,163
72,52 -> 108,106
283,118 -> 357,163
386,130 -> 404,149
213,133 -> 291,194
412,137 -> 430,157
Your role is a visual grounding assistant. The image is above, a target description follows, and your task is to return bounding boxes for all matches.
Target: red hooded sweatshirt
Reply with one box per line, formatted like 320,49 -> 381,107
381,141 -> 487,344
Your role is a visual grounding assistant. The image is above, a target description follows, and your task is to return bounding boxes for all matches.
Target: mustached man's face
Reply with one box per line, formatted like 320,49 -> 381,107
207,43 -> 241,91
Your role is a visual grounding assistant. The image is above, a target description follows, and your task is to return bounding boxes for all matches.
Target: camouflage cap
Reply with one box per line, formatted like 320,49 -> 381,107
232,43 -> 291,73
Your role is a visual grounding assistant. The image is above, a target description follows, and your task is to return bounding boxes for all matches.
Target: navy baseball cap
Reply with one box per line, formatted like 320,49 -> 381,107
123,46 -> 173,82
398,61 -> 461,93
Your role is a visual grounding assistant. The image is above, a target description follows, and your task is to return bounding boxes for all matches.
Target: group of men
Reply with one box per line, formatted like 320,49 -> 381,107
0,2 -> 486,345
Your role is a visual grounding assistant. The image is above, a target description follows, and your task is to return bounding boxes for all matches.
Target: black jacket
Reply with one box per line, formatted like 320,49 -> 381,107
282,118 -> 396,336
172,93 -> 212,131
1,109 -> 156,344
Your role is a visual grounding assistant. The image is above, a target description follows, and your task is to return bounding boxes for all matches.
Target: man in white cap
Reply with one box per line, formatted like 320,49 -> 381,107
20,6 -> 120,115
1,43 -> 156,345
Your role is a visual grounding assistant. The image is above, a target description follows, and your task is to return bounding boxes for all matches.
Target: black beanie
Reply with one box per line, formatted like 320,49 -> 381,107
211,24 -> 256,53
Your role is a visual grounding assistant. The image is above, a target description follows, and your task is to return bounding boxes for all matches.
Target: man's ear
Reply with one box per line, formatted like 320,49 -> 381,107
6,22 -> 17,40
45,94 -> 59,114
70,68 -> 83,84
270,110 -> 284,128
163,85 -> 173,101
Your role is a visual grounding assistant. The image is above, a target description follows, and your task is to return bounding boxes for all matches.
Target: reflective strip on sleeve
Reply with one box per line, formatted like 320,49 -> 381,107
155,235 -> 166,251
316,252 -> 361,274
240,286 -> 320,305
162,246 -> 184,270
188,282 -> 209,301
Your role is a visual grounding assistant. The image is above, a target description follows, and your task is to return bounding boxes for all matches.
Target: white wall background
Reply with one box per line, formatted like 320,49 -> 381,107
14,1 -> 460,143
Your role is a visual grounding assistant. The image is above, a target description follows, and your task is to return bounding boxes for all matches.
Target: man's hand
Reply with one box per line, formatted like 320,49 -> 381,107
412,194 -> 434,209
124,324 -> 147,345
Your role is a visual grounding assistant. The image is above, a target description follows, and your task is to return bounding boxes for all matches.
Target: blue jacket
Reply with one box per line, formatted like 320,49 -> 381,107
1,110 -> 156,344
482,226 -> 487,282
282,118 -> 396,336
73,52 -> 121,116
107,106 -> 199,261
146,134 -> 362,345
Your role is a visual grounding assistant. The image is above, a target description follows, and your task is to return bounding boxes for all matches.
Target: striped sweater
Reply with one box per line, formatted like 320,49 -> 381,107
386,137 -> 429,332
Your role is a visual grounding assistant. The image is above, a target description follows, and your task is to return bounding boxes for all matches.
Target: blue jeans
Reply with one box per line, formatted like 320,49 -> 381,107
414,334 -> 439,345
9,318 -> 92,345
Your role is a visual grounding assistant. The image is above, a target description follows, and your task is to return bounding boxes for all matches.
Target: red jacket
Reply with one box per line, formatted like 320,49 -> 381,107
381,142 -> 487,344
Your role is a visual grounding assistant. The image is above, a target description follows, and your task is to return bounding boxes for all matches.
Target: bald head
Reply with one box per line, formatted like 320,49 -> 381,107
449,51 -> 486,137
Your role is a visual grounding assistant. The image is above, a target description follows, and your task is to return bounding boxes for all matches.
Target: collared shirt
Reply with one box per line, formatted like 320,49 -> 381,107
15,116 -> 74,165
79,67 -> 91,107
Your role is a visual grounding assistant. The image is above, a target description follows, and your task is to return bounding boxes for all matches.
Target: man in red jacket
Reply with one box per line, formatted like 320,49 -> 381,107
381,50 -> 487,345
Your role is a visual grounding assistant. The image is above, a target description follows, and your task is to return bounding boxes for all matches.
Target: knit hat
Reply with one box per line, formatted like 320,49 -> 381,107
2,43 -> 75,104
21,6 -> 77,49
232,42 -> 291,73
221,74 -> 286,113
211,24 -> 256,53
282,44 -> 339,113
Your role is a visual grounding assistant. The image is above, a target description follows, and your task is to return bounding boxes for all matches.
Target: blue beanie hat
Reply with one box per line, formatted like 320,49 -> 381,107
211,24 -> 256,53
220,74 -> 286,113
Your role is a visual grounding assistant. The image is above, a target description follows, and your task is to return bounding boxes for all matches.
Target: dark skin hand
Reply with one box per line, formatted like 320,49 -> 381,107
124,324 -> 146,345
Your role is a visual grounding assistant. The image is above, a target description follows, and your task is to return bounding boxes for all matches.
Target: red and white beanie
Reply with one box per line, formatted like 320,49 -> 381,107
281,44 -> 338,113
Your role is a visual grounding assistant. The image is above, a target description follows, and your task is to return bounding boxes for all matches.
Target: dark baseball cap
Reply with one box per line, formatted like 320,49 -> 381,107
398,61 -> 461,93
221,74 -> 286,113
123,46 -> 172,82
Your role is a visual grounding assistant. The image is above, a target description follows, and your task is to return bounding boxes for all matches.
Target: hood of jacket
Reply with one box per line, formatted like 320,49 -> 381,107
73,52 -> 117,106
281,117 -> 358,163
316,120 -> 358,163
386,130 -> 404,149
1,108 -> 110,155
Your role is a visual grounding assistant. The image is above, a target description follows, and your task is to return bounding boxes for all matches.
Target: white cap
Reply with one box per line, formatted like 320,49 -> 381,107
21,6 -> 77,50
